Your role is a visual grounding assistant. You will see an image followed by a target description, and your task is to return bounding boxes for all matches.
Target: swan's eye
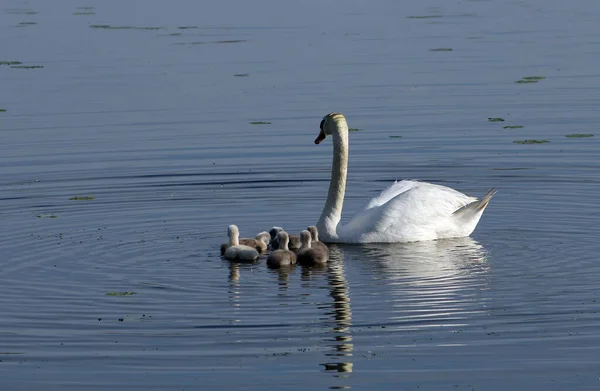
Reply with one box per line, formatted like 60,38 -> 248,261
319,119 -> 325,130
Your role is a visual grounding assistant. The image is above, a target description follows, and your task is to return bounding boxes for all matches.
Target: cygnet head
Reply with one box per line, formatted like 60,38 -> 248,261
277,231 -> 290,250
307,226 -> 319,242
300,230 -> 312,248
256,231 -> 270,246
269,226 -> 284,240
315,112 -> 348,144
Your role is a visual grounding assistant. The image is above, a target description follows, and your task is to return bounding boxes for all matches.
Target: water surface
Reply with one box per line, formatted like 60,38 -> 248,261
2,0 -> 600,389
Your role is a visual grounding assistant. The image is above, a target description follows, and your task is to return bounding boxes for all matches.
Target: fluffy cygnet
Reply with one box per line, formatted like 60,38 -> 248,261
221,230 -> 269,255
267,231 -> 297,268
223,225 -> 260,262
296,230 -> 329,266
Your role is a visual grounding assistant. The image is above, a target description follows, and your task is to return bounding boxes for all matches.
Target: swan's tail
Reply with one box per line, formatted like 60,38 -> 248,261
453,188 -> 497,219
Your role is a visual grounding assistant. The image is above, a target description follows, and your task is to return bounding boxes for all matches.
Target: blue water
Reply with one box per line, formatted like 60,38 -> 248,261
2,0 -> 600,389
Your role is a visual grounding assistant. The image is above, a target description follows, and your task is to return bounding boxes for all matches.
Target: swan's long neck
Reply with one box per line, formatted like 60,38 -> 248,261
317,126 -> 349,241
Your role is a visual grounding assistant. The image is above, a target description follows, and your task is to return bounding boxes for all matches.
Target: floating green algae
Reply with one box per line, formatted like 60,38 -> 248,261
389,135 -> 403,138
69,196 -> 95,200
250,121 -> 271,125
214,39 -> 246,44
234,73 -> 249,77
513,139 -> 550,144
407,15 -> 442,19
430,48 -> 453,52
11,65 -> 43,69
503,125 -> 524,129
515,79 -> 538,84
36,214 -> 58,218
73,12 -> 95,15
106,292 -> 137,296
488,117 -> 505,122
522,76 -> 545,81
565,133 -> 593,138
0,61 -> 22,65
348,128 -> 362,132
90,25 -> 164,30
0,109 -> 6,112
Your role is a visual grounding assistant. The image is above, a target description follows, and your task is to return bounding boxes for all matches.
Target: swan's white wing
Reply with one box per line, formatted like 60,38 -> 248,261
365,180 -> 420,209
340,182 -> 476,243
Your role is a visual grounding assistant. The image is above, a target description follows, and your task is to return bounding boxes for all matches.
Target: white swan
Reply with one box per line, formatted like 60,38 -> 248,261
314,112 -> 496,243
223,225 -> 260,262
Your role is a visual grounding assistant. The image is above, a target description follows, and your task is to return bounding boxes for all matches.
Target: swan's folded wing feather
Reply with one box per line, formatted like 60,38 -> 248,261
364,180 -> 420,209
342,182 -> 476,242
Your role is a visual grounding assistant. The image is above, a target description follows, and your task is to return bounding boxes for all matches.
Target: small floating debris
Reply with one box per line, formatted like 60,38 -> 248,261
0,61 -> 22,65
69,196 -> 95,200
565,133 -> 593,138
488,117 -> 505,122
407,15 -> 442,19
36,214 -> 58,218
513,139 -> 550,144
6,9 -> 38,15
233,73 -> 249,77
174,41 -> 204,45
18,21 -> 37,25
106,292 -> 137,296
10,65 -> 44,69
430,48 -> 453,52
348,128 -> 362,132
90,25 -> 164,30
250,121 -> 271,125
503,125 -> 524,129
166,33 -> 182,36
515,76 -> 545,84
389,135 -> 402,138
76,6 -> 95,10
178,26 -> 198,29
214,40 -> 246,44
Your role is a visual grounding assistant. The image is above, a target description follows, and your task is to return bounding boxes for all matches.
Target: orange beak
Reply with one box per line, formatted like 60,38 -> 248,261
314,129 -> 326,144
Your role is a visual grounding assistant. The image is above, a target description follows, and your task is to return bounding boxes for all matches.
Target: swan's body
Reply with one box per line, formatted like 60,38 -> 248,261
314,112 -> 496,243
306,226 -> 329,253
297,230 -> 329,266
267,232 -> 297,268
269,227 -> 300,251
223,225 -> 260,262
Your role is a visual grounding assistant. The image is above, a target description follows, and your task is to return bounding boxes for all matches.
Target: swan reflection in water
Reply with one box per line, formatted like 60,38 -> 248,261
318,237 -> 490,380
357,236 -> 491,333
226,236 -> 490,384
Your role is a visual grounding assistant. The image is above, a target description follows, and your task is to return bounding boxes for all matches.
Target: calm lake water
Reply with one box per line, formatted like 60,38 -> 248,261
2,0 -> 600,389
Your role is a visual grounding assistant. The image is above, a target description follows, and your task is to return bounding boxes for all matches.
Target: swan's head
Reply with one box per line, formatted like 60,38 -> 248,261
227,224 -> 239,239
315,112 -> 348,144
300,230 -> 312,247
307,226 -> 319,242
